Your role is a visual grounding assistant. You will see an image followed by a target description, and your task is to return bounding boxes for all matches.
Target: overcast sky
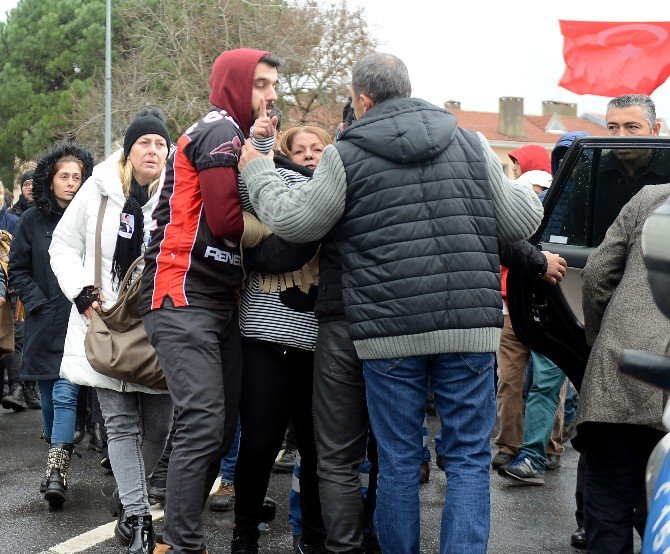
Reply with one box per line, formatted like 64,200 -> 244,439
2,0 -> 669,119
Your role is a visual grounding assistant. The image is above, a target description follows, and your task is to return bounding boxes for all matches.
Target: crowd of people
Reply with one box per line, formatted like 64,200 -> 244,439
0,46 -> 668,554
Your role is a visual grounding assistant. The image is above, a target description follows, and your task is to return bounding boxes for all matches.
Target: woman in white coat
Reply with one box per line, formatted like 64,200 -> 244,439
49,109 -> 173,554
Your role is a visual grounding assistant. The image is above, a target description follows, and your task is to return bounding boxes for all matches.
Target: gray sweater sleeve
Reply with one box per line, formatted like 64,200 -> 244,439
241,145 -> 347,243
478,133 -> 544,243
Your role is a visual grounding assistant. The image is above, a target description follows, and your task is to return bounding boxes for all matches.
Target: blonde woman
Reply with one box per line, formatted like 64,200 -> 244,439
49,109 -> 173,554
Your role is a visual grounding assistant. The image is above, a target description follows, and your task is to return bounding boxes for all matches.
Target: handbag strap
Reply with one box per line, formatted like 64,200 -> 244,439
117,255 -> 145,293
94,196 -> 108,290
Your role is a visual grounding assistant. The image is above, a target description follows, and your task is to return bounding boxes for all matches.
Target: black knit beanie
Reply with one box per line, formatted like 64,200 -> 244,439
19,170 -> 35,187
123,108 -> 171,157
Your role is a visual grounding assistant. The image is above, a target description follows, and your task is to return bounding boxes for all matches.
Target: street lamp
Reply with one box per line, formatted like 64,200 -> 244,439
105,0 -> 111,157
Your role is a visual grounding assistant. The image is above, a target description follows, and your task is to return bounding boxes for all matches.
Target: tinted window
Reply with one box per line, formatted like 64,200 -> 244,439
542,146 -> 670,247
542,148 -> 593,245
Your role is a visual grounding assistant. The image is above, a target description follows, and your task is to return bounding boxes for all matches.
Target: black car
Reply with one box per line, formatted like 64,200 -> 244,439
507,136 -> 670,390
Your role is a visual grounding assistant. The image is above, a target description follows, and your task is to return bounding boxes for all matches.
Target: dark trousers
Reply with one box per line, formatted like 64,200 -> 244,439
584,422 -> 664,554
575,451 -> 586,528
3,319 -> 23,386
151,408 -> 177,486
313,320 -> 378,553
233,338 -> 325,545
143,301 -> 241,554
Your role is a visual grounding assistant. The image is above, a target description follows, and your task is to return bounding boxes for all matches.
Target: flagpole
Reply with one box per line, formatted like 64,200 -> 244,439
104,0 -> 112,158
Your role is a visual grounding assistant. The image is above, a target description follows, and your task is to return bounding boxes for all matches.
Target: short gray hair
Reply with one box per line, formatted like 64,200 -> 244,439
351,53 -> 411,105
607,94 -> 657,130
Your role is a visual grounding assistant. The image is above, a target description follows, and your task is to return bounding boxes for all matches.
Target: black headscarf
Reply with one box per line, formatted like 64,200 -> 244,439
111,177 -> 148,289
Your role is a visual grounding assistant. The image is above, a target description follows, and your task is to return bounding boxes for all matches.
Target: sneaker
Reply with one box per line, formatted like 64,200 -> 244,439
273,448 -> 298,473
209,481 -> 235,512
491,450 -> 514,469
1,383 -> 27,411
544,453 -> 561,471
419,460 -> 430,484
570,526 -> 587,549
498,455 -> 545,485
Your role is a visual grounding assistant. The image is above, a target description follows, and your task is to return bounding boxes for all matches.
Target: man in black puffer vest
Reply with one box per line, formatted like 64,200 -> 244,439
240,53 -> 543,554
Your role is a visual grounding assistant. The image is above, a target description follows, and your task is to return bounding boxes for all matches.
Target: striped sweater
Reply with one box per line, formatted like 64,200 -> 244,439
239,164 -> 318,351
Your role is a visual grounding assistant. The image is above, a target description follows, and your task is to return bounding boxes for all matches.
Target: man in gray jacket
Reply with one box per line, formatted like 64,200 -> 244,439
239,52 -> 542,554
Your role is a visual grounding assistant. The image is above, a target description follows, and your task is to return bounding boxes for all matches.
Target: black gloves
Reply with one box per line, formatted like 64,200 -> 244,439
74,285 -> 101,314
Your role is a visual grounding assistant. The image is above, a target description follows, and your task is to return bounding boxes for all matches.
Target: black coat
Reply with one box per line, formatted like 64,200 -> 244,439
8,206 -> 71,380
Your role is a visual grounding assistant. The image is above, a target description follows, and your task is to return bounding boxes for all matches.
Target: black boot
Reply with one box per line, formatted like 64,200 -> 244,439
109,487 -> 132,545
23,381 -> 41,409
126,514 -> 155,554
88,422 -> 105,452
231,535 -> 259,554
1,382 -> 27,411
72,414 -> 86,445
44,443 -> 73,508
40,434 -> 51,494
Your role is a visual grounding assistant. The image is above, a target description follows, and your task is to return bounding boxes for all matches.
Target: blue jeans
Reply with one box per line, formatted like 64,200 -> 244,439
564,384 -> 576,425
421,416 -> 430,462
363,352 -> 495,554
219,417 -> 241,483
518,351 -> 565,472
38,378 -> 79,443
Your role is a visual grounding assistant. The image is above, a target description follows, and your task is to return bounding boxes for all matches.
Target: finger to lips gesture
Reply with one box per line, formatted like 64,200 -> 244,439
252,97 -> 279,139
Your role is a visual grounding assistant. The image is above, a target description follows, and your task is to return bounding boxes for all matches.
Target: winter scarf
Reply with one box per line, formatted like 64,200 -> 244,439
111,178 -> 148,289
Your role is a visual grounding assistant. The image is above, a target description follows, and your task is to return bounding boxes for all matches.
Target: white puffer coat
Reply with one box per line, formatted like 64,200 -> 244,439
49,149 -> 166,394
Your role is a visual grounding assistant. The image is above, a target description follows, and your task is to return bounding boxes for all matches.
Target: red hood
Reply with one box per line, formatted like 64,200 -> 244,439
209,48 -> 269,136
508,144 -> 551,174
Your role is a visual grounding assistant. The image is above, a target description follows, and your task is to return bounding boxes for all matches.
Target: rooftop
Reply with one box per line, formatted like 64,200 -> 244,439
447,107 -> 607,145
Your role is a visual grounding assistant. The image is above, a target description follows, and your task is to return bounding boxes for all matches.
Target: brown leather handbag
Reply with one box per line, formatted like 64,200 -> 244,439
84,196 -> 167,389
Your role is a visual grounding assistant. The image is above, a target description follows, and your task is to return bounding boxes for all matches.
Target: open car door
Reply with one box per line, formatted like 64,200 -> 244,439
507,136 -> 670,391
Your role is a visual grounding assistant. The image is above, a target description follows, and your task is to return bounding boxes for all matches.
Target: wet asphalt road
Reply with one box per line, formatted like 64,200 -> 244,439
0,406 -> 640,553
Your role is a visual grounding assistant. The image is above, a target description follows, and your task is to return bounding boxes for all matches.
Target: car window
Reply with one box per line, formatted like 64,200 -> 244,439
543,148 -> 594,245
542,146 -> 670,247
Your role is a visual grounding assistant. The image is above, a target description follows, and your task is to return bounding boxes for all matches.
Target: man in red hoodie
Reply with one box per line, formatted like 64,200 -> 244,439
140,48 -> 280,554
508,144 -> 552,178
493,144 -> 568,471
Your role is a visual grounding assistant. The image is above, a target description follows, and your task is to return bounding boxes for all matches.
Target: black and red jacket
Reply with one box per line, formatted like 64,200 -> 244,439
139,48 -> 269,313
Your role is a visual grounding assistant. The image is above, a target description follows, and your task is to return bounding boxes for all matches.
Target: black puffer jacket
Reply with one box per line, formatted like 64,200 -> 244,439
8,143 -> 94,380
10,195 -> 33,217
334,98 -> 501,356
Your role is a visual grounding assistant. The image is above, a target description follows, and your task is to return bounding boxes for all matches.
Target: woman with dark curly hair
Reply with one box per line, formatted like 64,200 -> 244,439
8,142 -> 94,509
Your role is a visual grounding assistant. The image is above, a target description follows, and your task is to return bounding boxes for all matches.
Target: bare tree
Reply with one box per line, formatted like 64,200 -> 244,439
69,0 -> 377,153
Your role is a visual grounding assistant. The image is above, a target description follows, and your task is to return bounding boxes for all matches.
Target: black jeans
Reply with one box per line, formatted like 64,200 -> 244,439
584,422 -> 664,554
312,320 -> 378,553
234,338 -> 325,545
143,300 -> 241,554
151,408 -> 177,486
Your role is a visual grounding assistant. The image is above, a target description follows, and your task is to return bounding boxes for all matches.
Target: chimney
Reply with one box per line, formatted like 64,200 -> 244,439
443,100 -> 461,110
542,100 -> 577,117
498,97 -> 524,137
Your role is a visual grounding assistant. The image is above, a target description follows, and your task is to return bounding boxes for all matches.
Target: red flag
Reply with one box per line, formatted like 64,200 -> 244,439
559,20 -> 670,96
